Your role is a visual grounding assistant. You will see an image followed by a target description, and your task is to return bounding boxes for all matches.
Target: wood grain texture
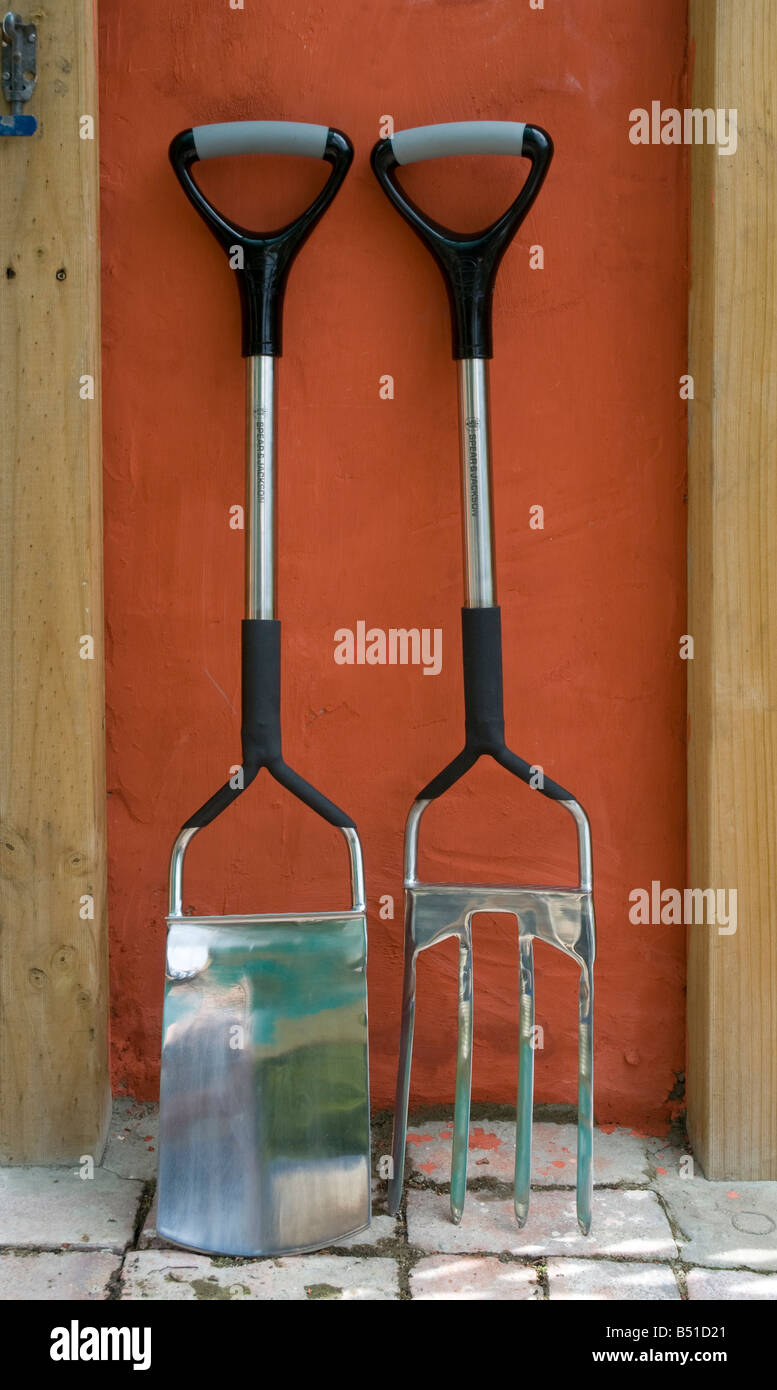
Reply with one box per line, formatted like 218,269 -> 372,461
0,2 -> 109,1161
687,0 -> 777,1178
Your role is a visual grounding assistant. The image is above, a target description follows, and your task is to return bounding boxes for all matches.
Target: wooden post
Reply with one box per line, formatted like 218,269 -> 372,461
687,1 -> 777,1178
0,3 -> 110,1162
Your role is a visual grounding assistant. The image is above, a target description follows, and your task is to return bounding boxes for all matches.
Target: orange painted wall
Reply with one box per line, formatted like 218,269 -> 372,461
98,0 -> 688,1132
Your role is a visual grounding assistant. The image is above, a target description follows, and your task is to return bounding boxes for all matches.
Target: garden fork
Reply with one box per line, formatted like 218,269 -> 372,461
371,121 -> 596,1233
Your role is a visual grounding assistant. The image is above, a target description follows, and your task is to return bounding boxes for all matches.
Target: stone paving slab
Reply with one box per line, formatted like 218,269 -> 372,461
328,1214 -> 401,1249
546,1258 -> 681,1300
645,1135 -> 696,1180
121,1250 -> 399,1300
407,1188 -> 677,1260
405,1120 -> 650,1187
656,1177 -> 777,1270
411,1254 -> 541,1300
686,1267 -> 777,1300
6,1106 -> 777,1301
0,1251 -> 121,1300
102,1099 -> 159,1182
0,1167 -> 143,1251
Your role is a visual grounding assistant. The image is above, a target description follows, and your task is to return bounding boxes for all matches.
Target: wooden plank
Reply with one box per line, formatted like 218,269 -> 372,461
0,2 -> 110,1161
687,0 -> 777,1178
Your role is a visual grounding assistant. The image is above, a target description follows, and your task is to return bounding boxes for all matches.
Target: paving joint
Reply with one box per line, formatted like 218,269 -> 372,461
653,1185 -> 692,1248
105,1257 -> 126,1300
532,1257 -> 549,1300
131,1181 -> 156,1251
405,1176 -> 657,1197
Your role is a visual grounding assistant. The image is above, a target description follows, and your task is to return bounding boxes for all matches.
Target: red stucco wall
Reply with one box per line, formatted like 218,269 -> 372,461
98,0 -> 688,1131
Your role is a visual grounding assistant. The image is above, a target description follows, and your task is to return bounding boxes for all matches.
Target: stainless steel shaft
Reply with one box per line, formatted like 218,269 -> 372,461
246,354 -> 277,620
458,358 -> 496,608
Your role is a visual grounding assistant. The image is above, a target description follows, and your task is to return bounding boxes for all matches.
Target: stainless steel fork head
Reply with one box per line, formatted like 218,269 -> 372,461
388,797 -> 595,1234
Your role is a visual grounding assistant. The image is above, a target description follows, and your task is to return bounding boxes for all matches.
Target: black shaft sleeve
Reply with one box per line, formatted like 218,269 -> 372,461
241,618 -> 282,768
461,604 -> 506,748
182,619 -> 355,831
417,606 -> 574,803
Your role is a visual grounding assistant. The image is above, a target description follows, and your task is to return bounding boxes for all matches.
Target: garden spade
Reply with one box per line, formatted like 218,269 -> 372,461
157,121 -> 370,1257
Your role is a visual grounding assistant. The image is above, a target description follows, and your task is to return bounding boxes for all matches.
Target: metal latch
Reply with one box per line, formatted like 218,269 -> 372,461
1,12 -> 37,137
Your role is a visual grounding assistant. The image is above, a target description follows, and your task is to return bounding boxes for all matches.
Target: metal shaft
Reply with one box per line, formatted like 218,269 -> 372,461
458,358 -> 496,607
246,355 -> 277,619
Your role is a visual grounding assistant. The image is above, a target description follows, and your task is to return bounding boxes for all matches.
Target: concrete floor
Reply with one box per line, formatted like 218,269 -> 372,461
0,1101 -> 776,1300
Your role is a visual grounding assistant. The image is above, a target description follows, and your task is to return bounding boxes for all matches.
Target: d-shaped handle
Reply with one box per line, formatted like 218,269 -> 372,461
170,121 -> 354,356
371,121 -> 553,358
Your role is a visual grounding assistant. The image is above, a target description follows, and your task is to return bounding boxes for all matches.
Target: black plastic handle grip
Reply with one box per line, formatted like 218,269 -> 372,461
170,122 -> 354,356
370,122 -> 553,359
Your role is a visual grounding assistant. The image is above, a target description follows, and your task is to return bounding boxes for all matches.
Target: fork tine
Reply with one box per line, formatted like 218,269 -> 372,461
514,933 -> 535,1225
388,937 -> 418,1217
450,934 -> 473,1223
576,952 -> 594,1234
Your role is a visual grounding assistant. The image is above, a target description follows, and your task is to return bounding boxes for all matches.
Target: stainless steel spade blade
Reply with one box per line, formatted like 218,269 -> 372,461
159,826 -> 370,1256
